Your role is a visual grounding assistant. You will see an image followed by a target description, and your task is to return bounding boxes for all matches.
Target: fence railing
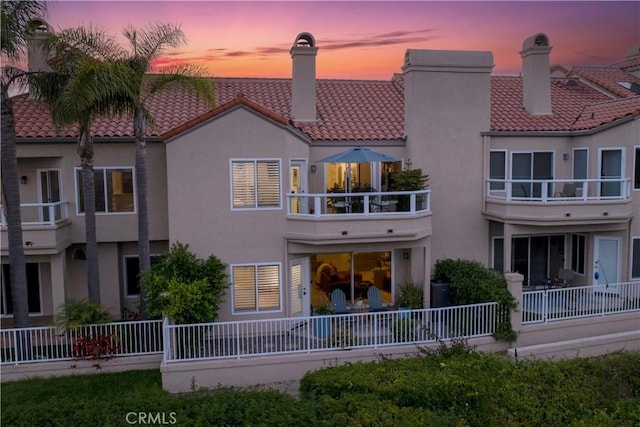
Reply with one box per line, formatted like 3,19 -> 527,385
522,281 -> 640,324
486,178 -> 631,202
0,201 -> 70,226
286,190 -> 430,217
0,319 -> 163,365
164,302 -> 498,362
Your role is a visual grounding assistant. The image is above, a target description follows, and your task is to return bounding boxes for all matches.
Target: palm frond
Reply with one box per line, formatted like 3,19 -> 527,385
144,64 -> 215,108
123,23 -> 186,64
44,26 -> 126,64
0,0 -> 47,61
1,65 -> 28,89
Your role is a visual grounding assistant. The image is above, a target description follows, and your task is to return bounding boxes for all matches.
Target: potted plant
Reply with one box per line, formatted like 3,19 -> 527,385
395,283 -> 424,310
389,160 -> 429,211
312,304 -> 333,338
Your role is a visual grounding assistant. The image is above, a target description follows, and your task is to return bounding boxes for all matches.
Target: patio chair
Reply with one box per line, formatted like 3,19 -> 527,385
331,289 -> 349,314
367,286 -> 386,312
554,183 -> 577,198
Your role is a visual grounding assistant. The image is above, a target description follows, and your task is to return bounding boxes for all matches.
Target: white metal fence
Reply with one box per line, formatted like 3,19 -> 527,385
164,303 -> 499,362
522,281 -> 640,324
0,319 -> 163,365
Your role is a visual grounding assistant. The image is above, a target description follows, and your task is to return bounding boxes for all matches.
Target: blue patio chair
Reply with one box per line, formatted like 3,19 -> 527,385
367,286 -> 386,312
331,289 -> 349,314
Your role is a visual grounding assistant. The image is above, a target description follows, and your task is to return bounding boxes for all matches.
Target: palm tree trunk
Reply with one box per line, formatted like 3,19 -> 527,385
134,108 -> 150,319
78,127 -> 100,302
1,84 -> 30,329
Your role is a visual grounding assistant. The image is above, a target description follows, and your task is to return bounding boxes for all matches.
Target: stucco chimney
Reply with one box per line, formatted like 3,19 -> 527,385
27,19 -> 54,73
520,33 -> 552,115
290,32 -> 317,122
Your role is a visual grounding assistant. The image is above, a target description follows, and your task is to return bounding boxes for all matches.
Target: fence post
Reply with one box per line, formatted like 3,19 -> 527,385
162,316 -> 170,362
504,272 -> 524,333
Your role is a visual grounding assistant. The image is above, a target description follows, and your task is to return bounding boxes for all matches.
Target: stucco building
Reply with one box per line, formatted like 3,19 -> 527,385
2,30 -> 639,324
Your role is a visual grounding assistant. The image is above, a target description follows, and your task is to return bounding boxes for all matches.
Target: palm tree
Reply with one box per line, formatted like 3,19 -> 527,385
119,24 -> 214,318
0,0 -> 47,328
31,27 -> 131,303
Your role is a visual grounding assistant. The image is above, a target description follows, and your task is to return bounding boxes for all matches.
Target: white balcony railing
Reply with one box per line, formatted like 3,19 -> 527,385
0,201 -> 70,227
286,190 -> 431,217
522,281 -> 640,324
486,179 -> 631,202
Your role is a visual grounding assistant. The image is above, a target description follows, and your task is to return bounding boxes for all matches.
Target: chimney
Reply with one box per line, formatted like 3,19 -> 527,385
520,33 -> 552,115
290,32 -> 317,122
27,19 -> 54,73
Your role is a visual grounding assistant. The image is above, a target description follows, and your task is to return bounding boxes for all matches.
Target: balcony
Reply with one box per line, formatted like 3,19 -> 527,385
285,190 -> 432,244
0,201 -> 72,254
484,179 -> 632,225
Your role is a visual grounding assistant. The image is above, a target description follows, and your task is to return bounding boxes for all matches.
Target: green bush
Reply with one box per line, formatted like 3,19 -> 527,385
395,283 -> 423,309
433,258 -> 517,341
54,299 -> 112,331
142,242 -> 228,324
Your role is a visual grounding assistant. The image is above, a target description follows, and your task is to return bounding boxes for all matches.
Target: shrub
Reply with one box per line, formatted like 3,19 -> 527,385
395,283 -> 424,309
142,242 -> 228,324
72,334 -> 121,360
433,258 -> 517,341
54,299 -> 112,331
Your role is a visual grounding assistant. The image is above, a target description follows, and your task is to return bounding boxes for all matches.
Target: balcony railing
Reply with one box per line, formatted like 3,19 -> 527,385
0,201 -> 69,227
286,190 -> 431,217
486,179 -> 631,202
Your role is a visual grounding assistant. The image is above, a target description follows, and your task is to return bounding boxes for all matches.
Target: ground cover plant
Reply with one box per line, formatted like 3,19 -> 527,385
2,349 -> 639,426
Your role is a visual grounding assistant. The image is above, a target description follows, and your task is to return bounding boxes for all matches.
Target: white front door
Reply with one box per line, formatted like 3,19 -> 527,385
593,236 -> 621,293
290,257 -> 310,317
289,160 -> 308,214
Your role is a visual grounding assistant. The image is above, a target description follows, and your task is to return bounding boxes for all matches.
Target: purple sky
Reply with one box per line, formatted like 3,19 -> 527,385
43,1 -> 640,79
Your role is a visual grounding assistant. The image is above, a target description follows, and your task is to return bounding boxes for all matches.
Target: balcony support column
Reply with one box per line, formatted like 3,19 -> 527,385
50,251 -> 67,314
503,223 -> 514,277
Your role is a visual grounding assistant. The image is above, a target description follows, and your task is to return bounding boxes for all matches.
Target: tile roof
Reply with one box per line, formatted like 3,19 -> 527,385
569,67 -> 640,98
11,61 -> 640,140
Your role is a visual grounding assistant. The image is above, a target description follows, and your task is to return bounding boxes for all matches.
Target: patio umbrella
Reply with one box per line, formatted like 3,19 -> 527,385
317,147 -> 400,191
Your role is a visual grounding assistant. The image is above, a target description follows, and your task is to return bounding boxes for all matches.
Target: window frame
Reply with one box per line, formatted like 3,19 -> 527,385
1,263 -> 43,317
571,233 -> 586,276
632,237 -> 640,279
231,262 -> 282,315
122,254 -> 161,298
229,159 -> 282,211
633,146 -> 640,190
489,150 -> 507,191
74,166 -> 136,215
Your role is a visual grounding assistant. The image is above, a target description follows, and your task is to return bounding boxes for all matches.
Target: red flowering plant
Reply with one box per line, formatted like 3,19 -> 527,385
72,334 -> 121,361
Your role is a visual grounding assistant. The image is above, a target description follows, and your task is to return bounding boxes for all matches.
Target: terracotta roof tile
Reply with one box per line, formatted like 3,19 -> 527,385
569,67 -> 640,98
11,63 -> 640,140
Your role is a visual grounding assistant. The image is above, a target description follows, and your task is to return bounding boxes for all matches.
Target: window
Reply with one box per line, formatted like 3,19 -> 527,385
76,167 -> 135,213
231,263 -> 281,313
573,148 -> 588,181
123,255 -> 160,297
511,152 -> 553,198
231,160 -> 281,209
492,238 -> 504,273
1,263 -> 41,315
489,151 -> 506,191
634,147 -> 640,190
632,237 -> 640,279
571,234 -> 586,275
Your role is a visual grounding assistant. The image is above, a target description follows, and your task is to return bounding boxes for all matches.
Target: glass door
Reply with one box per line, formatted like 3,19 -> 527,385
289,160 -> 308,214
38,169 -> 62,222
599,149 -> 623,197
290,257 -> 310,317
512,152 -> 553,198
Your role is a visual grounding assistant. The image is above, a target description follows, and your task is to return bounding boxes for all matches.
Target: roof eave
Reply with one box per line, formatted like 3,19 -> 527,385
483,114 -> 638,137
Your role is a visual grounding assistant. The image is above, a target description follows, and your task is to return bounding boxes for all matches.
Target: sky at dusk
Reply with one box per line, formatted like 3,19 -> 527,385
42,1 -> 640,80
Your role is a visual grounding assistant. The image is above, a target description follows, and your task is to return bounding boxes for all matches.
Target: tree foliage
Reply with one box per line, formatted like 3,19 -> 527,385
142,242 -> 227,324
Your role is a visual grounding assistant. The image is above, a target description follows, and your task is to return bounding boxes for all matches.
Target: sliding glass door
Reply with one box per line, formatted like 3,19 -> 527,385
512,152 -> 553,198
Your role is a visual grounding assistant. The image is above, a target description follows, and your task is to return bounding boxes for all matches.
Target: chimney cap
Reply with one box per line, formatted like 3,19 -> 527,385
522,33 -> 551,51
293,32 -> 315,48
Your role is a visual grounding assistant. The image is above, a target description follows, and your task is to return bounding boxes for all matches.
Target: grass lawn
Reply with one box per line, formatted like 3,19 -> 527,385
2,348 -> 640,426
